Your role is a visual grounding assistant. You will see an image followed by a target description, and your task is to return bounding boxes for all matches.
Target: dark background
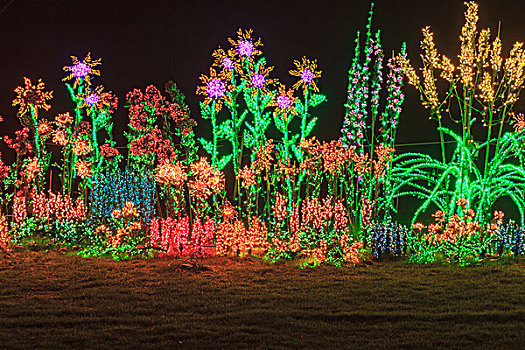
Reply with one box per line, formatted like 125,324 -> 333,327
2,0 -> 525,144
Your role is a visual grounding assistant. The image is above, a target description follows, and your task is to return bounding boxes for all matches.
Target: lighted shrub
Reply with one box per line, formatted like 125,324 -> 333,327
366,217 -> 408,259
89,167 -> 156,228
410,200 -> 504,264
125,82 -> 197,174
495,222 -> 525,256
149,216 -> 215,256
0,213 -> 9,252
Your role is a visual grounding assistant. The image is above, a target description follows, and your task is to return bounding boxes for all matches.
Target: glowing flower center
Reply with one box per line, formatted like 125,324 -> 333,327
301,69 -> 314,83
238,40 -> 254,57
277,95 -> 290,110
251,74 -> 265,88
72,62 -> 91,78
84,94 -> 100,106
222,57 -> 234,70
206,78 -> 226,98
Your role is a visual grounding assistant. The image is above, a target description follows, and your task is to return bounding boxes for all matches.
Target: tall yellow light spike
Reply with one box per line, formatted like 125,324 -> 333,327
504,42 -> 525,92
478,71 -> 494,103
421,26 -> 440,68
490,37 -> 502,72
477,28 -> 491,68
396,55 -> 420,86
440,55 -> 455,82
422,66 -> 439,111
459,1 -> 479,88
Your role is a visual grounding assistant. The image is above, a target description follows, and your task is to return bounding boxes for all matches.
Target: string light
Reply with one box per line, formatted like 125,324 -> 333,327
0,214 -> 9,252
395,1 -> 525,231
2,1 -> 525,267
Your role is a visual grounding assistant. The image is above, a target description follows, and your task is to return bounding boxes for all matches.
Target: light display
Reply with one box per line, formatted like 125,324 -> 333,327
12,78 -> 53,122
206,78 -> 227,98
410,200 -> 505,264
238,40 -> 255,57
250,74 -> 266,88
149,216 -> 213,256
11,78 -> 54,192
366,217 -> 408,259
89,167 -> 156,229
30,190 -> 86,222
333,2 -> 406,243
495,221 -> 525,256
96,201 -> 143,250
393,1 -> 525,231
63,52 -> 101,87
125,83 -> 196,173
160,216 -> 175,251
0,2 -> 524,266
62,53 -> 120,193
83,93 -> 100,106
0,213 -> 9,252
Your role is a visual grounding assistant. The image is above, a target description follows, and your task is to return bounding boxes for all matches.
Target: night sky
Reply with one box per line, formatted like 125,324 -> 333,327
2,0 -> 525,148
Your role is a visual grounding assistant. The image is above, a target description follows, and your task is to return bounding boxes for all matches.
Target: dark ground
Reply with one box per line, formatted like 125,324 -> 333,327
0,249 -> 524,349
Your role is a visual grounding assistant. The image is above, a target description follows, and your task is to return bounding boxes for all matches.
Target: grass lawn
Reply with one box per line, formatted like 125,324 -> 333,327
0,249 -> 524,349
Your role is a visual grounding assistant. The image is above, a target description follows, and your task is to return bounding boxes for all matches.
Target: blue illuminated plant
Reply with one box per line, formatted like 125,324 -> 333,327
494,221 -> 525,256
89,167 -> 156,228
366,217 -> 408,259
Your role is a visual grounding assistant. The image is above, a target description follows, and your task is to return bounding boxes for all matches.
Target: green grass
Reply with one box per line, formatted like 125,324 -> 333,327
0,249 -> 524,349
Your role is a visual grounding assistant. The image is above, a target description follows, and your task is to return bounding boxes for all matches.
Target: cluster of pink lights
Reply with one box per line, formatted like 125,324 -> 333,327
277,95 -> 290,110
301,69 -> 314,83
222,57 -> 234,70
206,78 -> 226,98
251,74 -> 265,88
238,40 -> 254,57
71,62 -> 91,79
84,93 -> 100,106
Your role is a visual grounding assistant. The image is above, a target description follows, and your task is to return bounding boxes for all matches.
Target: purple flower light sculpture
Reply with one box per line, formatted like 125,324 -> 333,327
277,95 -> 290,110
238,40 -> 254,57
251,74 -> 265,88
72,62 -> 91,79
301,69 -> 314,84
84,93 -> 100,106
222,57 -> 234,70
206,78 -> 226,98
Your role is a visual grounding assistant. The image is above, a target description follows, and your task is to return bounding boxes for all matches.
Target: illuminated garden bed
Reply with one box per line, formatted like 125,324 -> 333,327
1,2 -> 525,267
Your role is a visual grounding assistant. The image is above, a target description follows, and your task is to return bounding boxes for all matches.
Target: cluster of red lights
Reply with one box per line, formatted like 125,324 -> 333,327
13,196 -> 27,223
30,190 -> 87,222
0,214 -> 9,251
150,216 -> 215,255
413,199 -> 506,246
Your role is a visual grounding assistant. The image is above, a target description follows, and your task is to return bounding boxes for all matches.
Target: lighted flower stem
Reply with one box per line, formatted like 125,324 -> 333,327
29,106 -> 42,159
287,58 -> 326,215
223,74 -> 247,174
64,82 -> 83,187
199,101 -> 220,168
339,3 -> 406,228
63,55 -> 100,191
197,68 -> 234,171
243,85 -> 274,161
368,30 -> 384,160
